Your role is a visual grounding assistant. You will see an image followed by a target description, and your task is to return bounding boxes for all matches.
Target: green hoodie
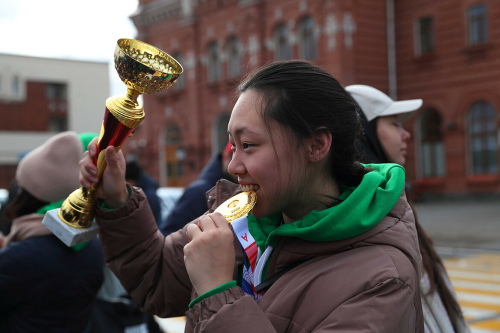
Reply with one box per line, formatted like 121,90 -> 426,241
247,163 -> 406,252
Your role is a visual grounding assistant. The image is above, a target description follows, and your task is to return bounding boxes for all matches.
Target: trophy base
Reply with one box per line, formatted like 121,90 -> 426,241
58,187 -> 97,229
42,209 -> 100,247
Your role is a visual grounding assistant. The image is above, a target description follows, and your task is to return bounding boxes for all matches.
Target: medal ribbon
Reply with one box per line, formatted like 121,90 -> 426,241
231,216 -> 273,302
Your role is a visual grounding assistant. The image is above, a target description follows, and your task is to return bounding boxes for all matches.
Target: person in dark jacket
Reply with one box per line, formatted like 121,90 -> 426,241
159,142 -> 235,236
125,160 -> 162,225
0,131 -> 104,333
346,84 -> 470,333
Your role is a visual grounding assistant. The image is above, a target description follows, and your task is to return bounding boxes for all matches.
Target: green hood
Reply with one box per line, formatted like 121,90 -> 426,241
247,163 -> 405,252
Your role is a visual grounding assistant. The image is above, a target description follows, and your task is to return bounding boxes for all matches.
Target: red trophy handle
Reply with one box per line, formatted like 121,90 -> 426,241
92,108 -> 135,180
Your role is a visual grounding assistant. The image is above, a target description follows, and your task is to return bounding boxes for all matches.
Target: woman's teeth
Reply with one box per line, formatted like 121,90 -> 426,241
241,184 -> 260,192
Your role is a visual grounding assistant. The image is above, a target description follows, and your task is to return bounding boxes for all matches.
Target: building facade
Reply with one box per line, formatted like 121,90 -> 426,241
128,0 -> 500,197
128,0 -> 391,187
0,54 -> 109,188
396,0 -> 500,197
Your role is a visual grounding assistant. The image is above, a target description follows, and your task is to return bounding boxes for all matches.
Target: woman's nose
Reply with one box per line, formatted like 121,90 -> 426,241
227,152 -> 246,176
402,128 -> 411,141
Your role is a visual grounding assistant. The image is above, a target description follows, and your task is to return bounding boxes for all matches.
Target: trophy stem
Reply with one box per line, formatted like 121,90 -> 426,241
125,87 -> 141,104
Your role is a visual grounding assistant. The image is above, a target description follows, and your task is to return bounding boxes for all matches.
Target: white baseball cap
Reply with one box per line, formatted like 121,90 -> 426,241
345,84 -> 422,122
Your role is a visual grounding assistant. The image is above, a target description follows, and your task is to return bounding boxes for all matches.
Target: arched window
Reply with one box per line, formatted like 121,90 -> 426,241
419,109 -> 445,177
275,24 -> 292,61
468,102 -> 498,174
173,52 -> 185,90
299,17 -> 318,60
207,42 -> 221,81
165,125 -> 184,186
212,113 -> 231,155
227,37 -> 241,78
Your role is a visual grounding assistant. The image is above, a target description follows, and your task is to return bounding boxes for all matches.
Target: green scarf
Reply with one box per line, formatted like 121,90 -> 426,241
247,163 -> 405,252
37,132 -> 99,252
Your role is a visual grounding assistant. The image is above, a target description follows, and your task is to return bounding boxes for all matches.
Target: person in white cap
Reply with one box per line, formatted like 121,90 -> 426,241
346,84 -> 470,333
345,84 -> 422,166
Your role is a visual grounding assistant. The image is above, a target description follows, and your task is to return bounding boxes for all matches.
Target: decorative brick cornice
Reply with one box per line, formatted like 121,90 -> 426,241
130,0 -> 183,28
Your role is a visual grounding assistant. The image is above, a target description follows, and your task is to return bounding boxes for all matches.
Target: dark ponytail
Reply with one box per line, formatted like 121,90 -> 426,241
238,61 -> 369,189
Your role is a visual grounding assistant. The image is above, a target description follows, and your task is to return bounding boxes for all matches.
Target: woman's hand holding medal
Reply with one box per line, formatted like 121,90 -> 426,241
184,213 -> 235,296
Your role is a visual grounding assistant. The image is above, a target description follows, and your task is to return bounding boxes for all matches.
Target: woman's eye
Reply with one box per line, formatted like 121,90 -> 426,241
242,143 -> 252,149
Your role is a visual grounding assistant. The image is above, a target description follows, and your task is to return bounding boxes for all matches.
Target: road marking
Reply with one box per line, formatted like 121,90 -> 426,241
447,269 -> 500,283
444,252 -> 500,332
460,301 -> 500,312
448,275 -> 500,285
456,292 -> 500,306
473,319 -> 500,330
451,280 -> 500,292
471,329 -> 500,333
454,287 -> 500,297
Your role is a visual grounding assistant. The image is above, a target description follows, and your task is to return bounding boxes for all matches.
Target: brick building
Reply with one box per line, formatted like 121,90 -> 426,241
0,54 -> 109,188
396,0 -> 500,197
128,0 -> 500,197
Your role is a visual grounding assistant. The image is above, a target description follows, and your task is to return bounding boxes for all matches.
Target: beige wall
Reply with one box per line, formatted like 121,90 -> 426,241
0,53 -> 109,164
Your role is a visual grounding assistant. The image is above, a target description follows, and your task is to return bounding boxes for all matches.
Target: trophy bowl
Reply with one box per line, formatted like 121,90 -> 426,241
115,38 -> 183,95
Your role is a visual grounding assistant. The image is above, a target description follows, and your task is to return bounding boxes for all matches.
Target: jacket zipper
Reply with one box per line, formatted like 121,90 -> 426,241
263,238 -> 283,281
263,248 -> 274,281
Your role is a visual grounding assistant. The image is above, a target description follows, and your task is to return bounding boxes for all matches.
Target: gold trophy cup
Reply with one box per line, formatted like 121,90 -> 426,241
58,39 -> 183,229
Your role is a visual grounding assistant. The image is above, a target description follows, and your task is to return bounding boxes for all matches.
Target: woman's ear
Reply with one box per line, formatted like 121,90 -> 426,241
307,129 -> 332,163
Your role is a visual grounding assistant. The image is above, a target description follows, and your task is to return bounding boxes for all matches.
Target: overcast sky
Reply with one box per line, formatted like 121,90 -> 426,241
0,0 -> 139,97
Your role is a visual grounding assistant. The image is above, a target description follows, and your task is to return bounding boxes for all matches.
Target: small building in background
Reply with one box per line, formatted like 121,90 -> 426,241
0,54 -> 109,188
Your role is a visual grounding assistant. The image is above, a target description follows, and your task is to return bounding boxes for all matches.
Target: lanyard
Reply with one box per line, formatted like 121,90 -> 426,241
231,216 -> 273,302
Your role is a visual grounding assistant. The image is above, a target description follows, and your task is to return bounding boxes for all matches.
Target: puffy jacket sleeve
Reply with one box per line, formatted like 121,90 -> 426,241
96,185 -> 193,317
313,277 -> 420,332
186,287 -> 277,333
186,277 -> 421,333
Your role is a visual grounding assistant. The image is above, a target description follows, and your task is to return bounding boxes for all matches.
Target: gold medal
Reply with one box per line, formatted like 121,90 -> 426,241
214,191 -> 257,223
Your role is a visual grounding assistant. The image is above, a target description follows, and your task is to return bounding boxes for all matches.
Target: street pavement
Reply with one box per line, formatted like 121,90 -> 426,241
155,199 -> 500,333
413,199 -> 500,251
